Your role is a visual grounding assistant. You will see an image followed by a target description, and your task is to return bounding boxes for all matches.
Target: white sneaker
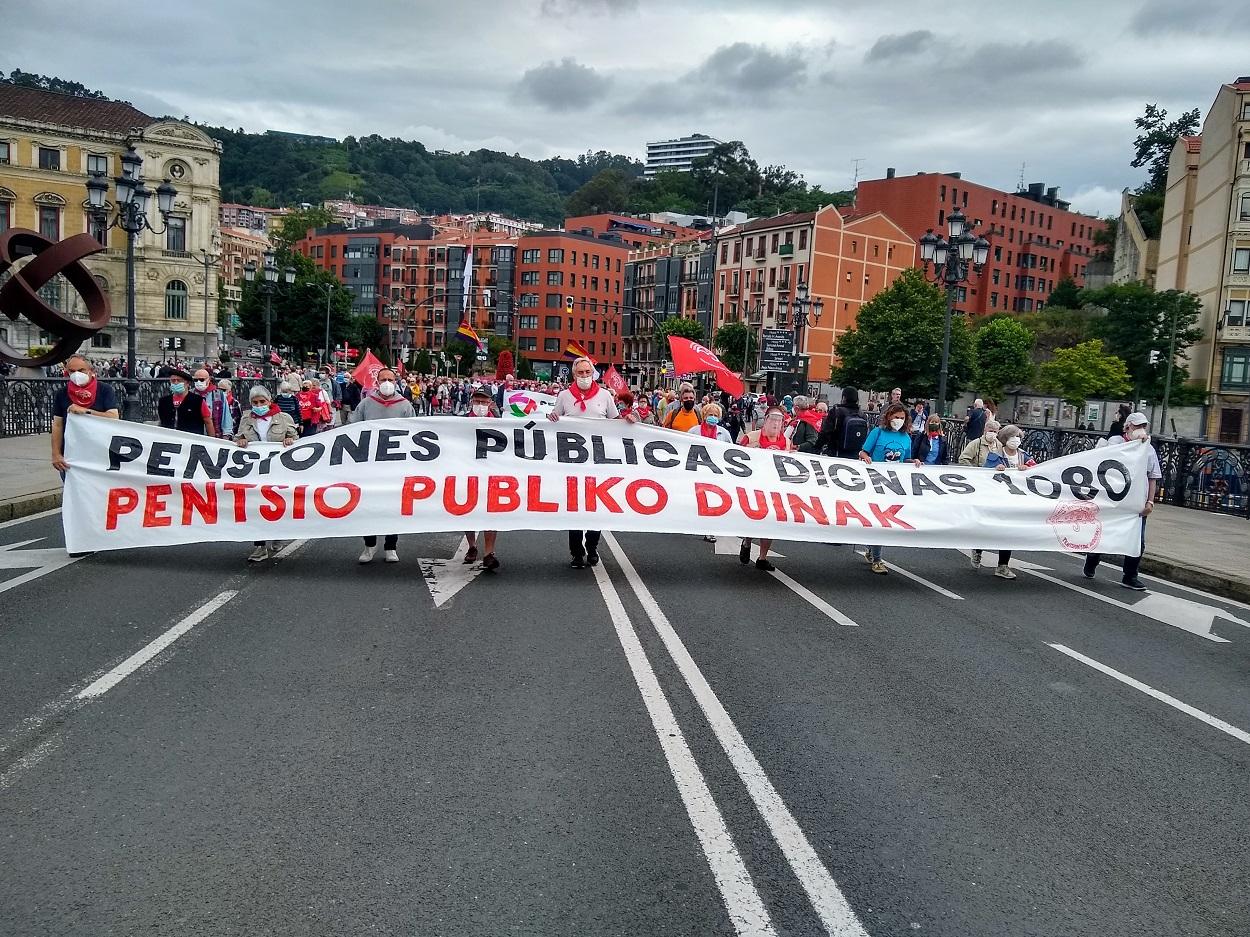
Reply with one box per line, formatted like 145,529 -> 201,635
995,564 -> 1017,580
384,549 -> 399,563
358,545 -> 376,564
970,549 -> 982,569
247,545 -> 269,563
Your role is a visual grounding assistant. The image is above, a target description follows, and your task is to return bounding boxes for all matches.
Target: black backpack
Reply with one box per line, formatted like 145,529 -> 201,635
838,407 -> 869,455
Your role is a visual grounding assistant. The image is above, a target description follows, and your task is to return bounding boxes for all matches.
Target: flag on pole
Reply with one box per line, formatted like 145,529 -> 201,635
462,246 -> 473,312
666,336 -> 745,397
456,322 -> 485,351
602,365 -> 628,394
351,349 -> 387,390
563,340 -> 594,362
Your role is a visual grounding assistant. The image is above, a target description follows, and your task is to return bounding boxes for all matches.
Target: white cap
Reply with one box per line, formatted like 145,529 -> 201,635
1125,411 -> 1149,427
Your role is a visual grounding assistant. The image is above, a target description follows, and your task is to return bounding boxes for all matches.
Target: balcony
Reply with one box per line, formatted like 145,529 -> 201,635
777,279 -> 791,292
778,243 -> 794,258
161,249 -> 192,259
1229,271 -> 1250,288
751,280 -> 765,294
1220,324 -> 1250,342
753,249 -> 766,262
1233,213 -> 1250,234
1239,159 -> 1250,179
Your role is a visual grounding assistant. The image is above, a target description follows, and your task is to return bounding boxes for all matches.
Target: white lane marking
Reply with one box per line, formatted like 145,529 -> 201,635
419,540 -> 485,609
1020,567 -> 1232,644
882,560 -> 964,600
76,591 -> 238,700
1054,553 -> 1250,614
0,508 -> 61,530
590,561 -> 776,937
713,536 -> 785,559
768,568 -> 859,627
0,738 -> 61,793
603,532 -> 870,937
0,538 -> 82,597
271,539 -> 307,560
1048,643 -> 1250,746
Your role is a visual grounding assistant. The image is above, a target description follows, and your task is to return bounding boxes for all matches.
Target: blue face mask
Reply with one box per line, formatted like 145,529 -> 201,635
706,415 -> 720,426
252,403 -> 270,415
170,382 -> 186,395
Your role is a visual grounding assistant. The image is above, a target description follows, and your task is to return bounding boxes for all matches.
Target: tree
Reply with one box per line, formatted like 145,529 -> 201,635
1036,340 -> 1131,424
350,317 -> 388,362
414,348 -> 432,375
516,354 -> 536,381
565,169 -> 633,216
832,268 -> 975,400
712,321 -> 752,373
1132,103 -> 1201,196
653,316 -> 706,349
2,69 -> 113,100
236,251 -> 355,358
1047,277 -> 1083,310
1092,216 -> 1118,261
974,317 -> 1034,399
495,348 -> 515,379
1082,282 -> 1203,403
691,141 -> 761,213
271,204 -> 334,249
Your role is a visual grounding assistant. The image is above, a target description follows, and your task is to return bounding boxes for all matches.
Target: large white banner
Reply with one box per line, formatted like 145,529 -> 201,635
62,416 -> 1151,555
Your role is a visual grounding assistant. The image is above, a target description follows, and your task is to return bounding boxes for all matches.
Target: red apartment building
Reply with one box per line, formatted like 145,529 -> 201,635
565,213 -> 706,249
856,171 -> 1106,316
512,230 -> 630,377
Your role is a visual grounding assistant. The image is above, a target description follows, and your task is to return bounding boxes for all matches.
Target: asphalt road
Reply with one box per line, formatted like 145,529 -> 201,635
1,508 -> 1247,936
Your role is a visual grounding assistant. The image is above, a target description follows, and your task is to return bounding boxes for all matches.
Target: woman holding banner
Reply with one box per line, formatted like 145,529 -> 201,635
736,406 -> 794,572
858,403 -> 922,575
463,388 -> 502,571
234,385 -> 299,563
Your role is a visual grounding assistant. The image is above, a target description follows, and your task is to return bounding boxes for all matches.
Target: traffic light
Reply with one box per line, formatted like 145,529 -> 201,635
565,295 -> 575,313
1148,350 -> 1160,365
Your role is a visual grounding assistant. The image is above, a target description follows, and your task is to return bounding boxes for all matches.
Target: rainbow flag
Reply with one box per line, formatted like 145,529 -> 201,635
563,340 -> 593,362
456,322 -> 485,351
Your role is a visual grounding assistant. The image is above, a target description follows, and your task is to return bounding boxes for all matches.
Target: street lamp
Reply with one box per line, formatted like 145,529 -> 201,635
195,240 -> 221,362
85,145 -> 178,420
919,208 -> 989,415
243,249 -> 296,377
777,280 -> 824,396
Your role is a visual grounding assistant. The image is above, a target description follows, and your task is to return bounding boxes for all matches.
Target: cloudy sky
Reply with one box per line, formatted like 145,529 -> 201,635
5,0 -> 1249,217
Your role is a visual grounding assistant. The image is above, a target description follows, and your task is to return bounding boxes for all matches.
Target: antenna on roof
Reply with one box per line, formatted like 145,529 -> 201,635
1016,162 -> 1026,193
851,157 -> 866,187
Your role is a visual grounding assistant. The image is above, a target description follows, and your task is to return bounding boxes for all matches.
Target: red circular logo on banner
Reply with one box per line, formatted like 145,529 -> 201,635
0,229 -> 110,367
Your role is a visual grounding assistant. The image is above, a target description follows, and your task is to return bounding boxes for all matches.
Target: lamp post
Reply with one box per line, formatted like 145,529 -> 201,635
195,240 -> 221,362
453,353 -> 462,376
739,299 -> 765,391
243,249 -> 296,378
777,280 -> 823,398
86,146 -> 177,420
919,209 -> 990,416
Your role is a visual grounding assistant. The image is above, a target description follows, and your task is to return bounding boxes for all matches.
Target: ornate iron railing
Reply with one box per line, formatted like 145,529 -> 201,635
0,377 -> 279,437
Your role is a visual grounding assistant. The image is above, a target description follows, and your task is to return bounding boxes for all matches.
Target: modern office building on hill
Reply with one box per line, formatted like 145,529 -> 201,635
856,170 -> 1106,318
644,134 -> 721,176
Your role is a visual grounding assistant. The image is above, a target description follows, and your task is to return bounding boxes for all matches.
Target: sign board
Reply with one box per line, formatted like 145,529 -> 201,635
759,328 -> 793,372
475,352 -> 488,362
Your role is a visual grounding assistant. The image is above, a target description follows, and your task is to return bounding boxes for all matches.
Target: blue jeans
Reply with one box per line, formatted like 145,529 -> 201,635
869,545 -> 883,561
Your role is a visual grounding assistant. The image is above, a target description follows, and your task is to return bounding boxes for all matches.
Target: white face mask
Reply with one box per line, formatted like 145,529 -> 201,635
377,380 -> 396,397
889,418 -> 905,431
575,375 -> 593,390
1005,436 -> 1021,449
471,404 -> 489,416
984,431 -> 997,442
68,371 -> 91,387
193,379 -> 208,391
1129,427 -> 1148,441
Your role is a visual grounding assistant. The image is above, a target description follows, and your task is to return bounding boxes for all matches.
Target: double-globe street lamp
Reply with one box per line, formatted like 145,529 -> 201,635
195,241 -> 221,362
85,146 -> 177,420
919,208 -> 990,416
243,250 -> 296,378
776,280 -> 823,397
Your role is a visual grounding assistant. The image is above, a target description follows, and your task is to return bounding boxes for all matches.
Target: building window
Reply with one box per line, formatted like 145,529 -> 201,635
91,332 -> 113,348
544,338 -> 560,353
519,293 -> 538,307
545,293 -> 562,308
1240,194 -> 1250,222
1226,299 -> 1247,327
548,248 -> 564,263
1234,248 -> 1250,274
520,271 -> 539,285
543,315 -> 561,330
0,199 -> 10,232
519,336 -> 537,351
522,248 -> 541,264
166,217 -> 186,252
799,229 -> 808,250
88,212 -> 107,244
0,142 -> 9,164
1221,349 -> 1250,390
38,147 -> 60,171
990,292 -> 998,308
547,271 -> 563,286
164,280 -> 189,319
518,315 -> 538,329
592,255 -> 600,269
38,205 -> 60,239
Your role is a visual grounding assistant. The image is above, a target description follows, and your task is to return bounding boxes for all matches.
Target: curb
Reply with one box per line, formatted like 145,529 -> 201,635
0,489 -> 63,524
1140,556 -> 1250,605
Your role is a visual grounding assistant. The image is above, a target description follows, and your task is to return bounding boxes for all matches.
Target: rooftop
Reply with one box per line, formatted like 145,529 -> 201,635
0,84 -> 153,134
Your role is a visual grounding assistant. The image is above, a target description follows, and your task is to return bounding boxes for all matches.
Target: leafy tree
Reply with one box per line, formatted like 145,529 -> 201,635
712,321 -> 752,373
350,317 -> 388,362
516,354 -> 536,381
565,169 -> 633,216
271,204 -> 334,249
1091,216 -> 1118,261
1036,340 -> 1131,424
832,267 -> 975,401
495,348 -> 515,379
1,69 -> 113,100
974,317 -> 1034,399
485,336 -> 514,372
1132,103 -> 1201,196
1047,277 -> 1083,309
1082,282 -> 1203,403
1131,192 -> 1165,239
692,141 -> 761,214
1001,306 -> 1097,365
654,316 -> 705,347
414,348 -> 432,375
236,251 -> 355,358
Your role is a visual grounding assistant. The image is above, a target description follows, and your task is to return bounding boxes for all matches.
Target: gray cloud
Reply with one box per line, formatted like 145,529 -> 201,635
515,58 -> 612,112
964,38 -> 1084,76
693,42 -> 808,94
865,30 -> 936,62
1128,0 -> 1234,36
540,0 -> 639,15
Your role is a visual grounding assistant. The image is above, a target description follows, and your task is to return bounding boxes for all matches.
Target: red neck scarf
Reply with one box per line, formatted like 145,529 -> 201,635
368,390 -> 406,407
757,432 -> 788,451
700,422 -> 718,439
67,376 -> 98,408
568,381 -> 600,411
635,404 -> 651,420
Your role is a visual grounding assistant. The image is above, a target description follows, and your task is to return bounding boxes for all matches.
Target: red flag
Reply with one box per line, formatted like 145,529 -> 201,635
396,358 -> 407,377
351,349 -> 387,390
666,336 -> 744,397
603,365 -> 627,395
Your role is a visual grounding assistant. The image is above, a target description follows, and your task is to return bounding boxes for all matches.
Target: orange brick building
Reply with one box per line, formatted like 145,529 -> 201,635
856,171 -> 1106,317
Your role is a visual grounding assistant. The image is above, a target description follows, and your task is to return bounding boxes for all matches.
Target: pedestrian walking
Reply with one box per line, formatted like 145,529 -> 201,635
234,385 -> 298,563
736,405 -> 793,571
911,414 -> 950,466
463,388 -> 502,571
50,354 -> 120,478
788,396 -> 823,452
351,368 -> 415,564
969,424 -> 1037,580
1084,412 -> 1161,591
958,419 -> 1002,467
157,368 -> 215,435
816,386 -> 869,459
662,383 -> 703,432
858,403 -> 921,574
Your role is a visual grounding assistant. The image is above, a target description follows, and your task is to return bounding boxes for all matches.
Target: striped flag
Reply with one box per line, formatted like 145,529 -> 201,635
456,322 -> 485,351
563,340 -> 593,362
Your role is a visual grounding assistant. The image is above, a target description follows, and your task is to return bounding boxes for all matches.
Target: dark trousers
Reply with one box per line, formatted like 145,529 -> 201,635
365,535 -> 398,550
1087,518 -> 1147,579
998,550 -> 1011,565
569,530 -> 601,558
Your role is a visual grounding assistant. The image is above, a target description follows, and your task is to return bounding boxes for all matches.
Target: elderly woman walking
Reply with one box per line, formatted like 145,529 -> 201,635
234,384 -> 299,563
